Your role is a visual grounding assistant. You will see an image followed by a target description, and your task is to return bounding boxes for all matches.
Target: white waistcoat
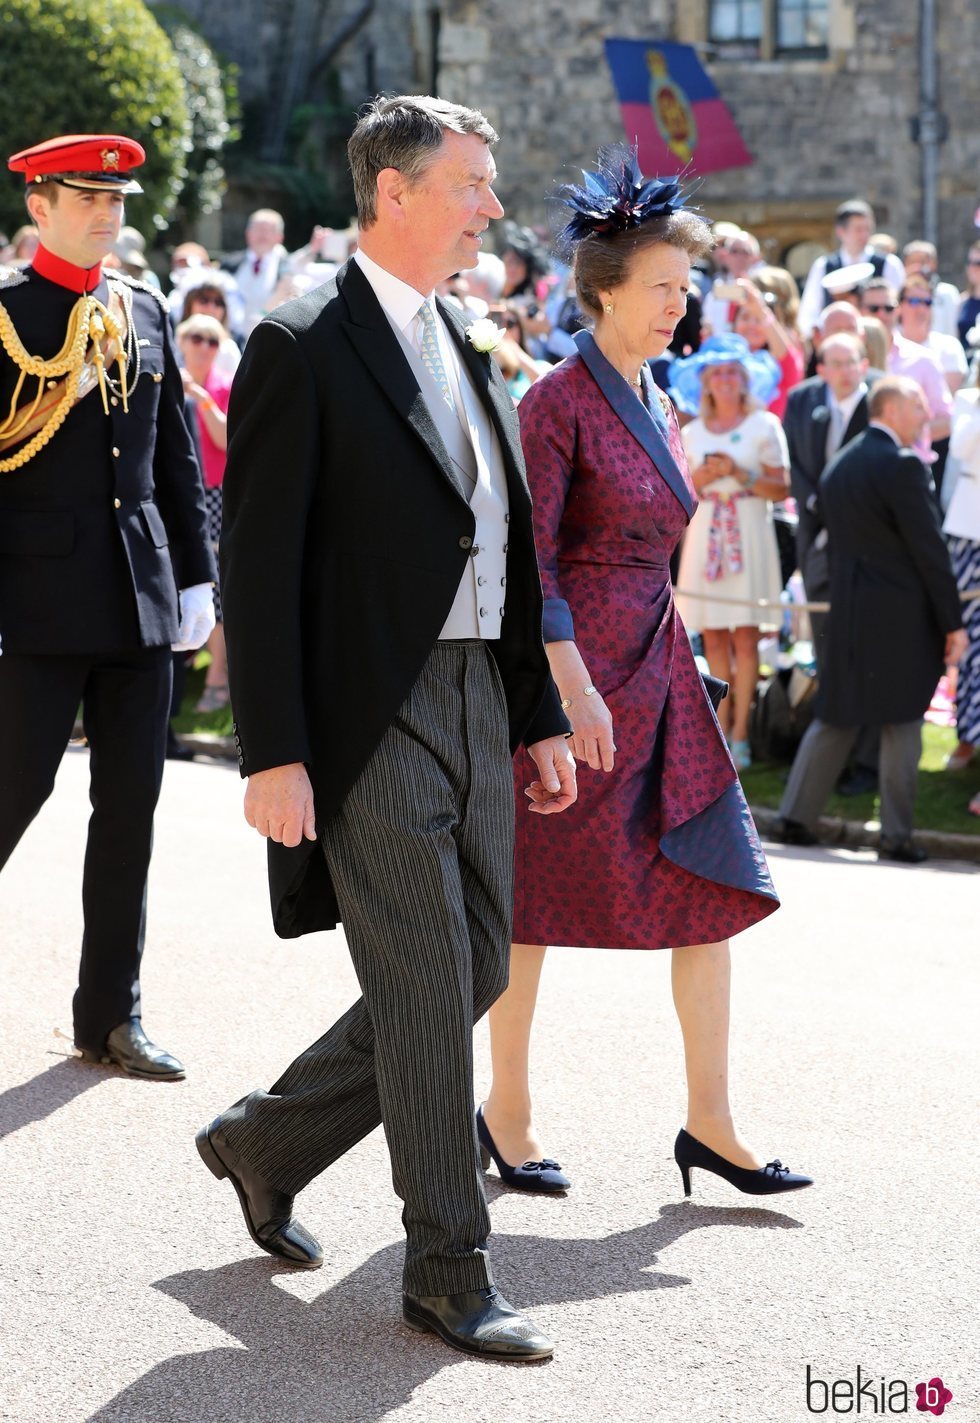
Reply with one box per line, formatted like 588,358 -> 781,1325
393,325 -> 510,640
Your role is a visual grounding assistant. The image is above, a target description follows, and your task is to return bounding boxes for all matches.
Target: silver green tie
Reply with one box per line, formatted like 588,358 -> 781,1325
417,300 -> 455,412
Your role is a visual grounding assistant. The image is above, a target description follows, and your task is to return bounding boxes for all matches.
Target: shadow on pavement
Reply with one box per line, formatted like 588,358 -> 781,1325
86,1204 -> 802,1423
0,1056 -> 107,1142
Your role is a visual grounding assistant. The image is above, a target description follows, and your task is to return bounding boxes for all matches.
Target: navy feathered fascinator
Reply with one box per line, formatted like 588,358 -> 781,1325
554,143 -> 695,252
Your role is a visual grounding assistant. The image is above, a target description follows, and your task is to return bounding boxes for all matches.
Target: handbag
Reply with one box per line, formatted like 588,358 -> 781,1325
701,672 -> 729,711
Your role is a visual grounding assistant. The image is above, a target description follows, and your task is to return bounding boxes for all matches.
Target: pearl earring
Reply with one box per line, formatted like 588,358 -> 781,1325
604,303 -> 614,315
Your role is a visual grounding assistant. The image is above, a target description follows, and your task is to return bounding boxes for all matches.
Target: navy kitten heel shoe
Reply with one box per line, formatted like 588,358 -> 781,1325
476,1104 -> 571,1194
674,1127 -> 813,1197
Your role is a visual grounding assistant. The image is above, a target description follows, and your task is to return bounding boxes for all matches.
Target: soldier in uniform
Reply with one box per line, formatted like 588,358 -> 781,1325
0,134 -> 216,1079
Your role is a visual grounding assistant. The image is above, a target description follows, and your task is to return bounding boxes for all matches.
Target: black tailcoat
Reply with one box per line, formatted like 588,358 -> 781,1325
817,426 -> 962,726
0,269 -> 215,652
783,374 -> 870,586
220,259 -> 568,937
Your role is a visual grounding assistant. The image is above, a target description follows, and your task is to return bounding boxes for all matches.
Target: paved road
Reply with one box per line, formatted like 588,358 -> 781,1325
1,749 -> 977,1423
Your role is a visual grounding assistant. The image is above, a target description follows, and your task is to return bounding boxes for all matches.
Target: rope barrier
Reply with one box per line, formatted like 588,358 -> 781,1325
674,586 -> 980,611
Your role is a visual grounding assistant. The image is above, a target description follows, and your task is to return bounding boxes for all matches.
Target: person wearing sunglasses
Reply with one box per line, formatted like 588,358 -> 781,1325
898,276 -> 968,397
177,315 -> 231,712
902,241 -> 961,338
859,279 -> 952,475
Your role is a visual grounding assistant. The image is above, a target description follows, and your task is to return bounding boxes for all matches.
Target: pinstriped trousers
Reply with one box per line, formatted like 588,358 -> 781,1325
219,641 -> 514,1296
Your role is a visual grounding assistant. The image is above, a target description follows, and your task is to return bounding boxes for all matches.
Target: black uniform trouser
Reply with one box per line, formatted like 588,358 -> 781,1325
0,647 -> 171,1051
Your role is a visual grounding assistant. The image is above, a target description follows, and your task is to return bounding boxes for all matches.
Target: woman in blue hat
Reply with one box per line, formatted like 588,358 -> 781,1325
671,334 -> 789,769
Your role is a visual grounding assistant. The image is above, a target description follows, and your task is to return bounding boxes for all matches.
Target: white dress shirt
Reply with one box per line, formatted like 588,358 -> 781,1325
353,247 -> 468,413
234,245 -> 289,332
826,381 -> 868,461
353,246 -> 510,641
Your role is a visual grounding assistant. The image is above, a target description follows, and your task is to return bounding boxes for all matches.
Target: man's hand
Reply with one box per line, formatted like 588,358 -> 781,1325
945,628 -> 968,666
244,762 -> 317,846
524,736 -> 577,815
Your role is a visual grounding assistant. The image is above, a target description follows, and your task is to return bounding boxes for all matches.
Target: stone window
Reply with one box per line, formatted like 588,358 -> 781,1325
708,0 -> 763,54
775,0 -> 829,56
705,0 -> 832,58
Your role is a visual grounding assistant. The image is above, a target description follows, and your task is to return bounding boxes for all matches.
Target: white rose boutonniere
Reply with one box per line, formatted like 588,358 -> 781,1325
466,317 -> 507,354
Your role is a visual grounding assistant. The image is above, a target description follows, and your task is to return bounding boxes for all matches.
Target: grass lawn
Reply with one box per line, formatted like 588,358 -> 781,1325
172,658 -> 234,738
739,721 -> 980,838
174,659 -> 980,838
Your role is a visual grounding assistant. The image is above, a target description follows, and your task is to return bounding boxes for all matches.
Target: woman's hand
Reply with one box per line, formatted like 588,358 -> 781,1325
546,640 -> 615,772
565,688 -> 616,772
707,450 -> 737,480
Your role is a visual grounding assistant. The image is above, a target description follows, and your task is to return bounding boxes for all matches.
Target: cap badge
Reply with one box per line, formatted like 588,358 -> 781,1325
101,147 -> 120,171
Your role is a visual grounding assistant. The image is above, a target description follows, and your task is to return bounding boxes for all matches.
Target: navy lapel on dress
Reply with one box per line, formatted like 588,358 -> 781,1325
574,331 -> 696,520
336,260 -> 466,503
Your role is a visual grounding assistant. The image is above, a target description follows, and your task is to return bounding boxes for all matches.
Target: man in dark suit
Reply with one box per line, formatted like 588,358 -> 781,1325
0,135 -> 216,1076
784,330 -> 873,669
773,376 -> 966,861
195,97 -> 576,1361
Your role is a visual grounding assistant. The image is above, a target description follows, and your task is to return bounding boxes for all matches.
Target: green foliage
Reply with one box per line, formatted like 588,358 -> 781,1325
153,6 -> 241,223
0,0 -> 190,237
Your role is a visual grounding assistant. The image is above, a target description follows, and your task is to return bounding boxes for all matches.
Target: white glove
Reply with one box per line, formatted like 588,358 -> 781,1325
172,582 -> 216,651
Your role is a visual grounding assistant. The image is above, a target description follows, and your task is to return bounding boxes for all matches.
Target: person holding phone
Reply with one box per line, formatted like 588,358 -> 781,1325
671,335 -> 789,770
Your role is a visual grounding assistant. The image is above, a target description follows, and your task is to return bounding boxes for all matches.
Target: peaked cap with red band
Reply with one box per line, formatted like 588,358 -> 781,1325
8,134 -> 145,195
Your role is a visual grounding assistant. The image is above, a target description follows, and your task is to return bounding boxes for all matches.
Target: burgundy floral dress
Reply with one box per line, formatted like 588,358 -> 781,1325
512,335 -> 779,949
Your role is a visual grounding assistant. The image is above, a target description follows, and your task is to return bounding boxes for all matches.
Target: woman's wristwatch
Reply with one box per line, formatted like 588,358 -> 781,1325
560,685 -> 597,710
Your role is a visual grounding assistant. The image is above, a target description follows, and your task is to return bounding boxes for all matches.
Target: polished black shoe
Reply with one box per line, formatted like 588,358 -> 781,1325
674,1128 -> 813,1197
476,1105 -> 570,1194
78,1019 -> 185,1080
195,1117 -> 323,1268
836,765 -> 878,797
878,836 -> 928,864
403,1286 -> 554,1361
769,817 -> 819,847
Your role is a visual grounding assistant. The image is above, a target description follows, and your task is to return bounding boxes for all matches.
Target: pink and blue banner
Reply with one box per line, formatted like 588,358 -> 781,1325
604,38 -> 753,176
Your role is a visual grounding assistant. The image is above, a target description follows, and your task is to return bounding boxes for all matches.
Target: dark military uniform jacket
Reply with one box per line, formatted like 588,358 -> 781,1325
0,265 -> 215,655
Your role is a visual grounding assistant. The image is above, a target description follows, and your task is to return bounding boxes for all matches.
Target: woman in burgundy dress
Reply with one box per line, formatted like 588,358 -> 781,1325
478,148 -> 812,1199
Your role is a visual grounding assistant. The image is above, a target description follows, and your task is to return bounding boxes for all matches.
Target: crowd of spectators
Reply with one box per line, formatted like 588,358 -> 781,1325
12,190 -> 972,822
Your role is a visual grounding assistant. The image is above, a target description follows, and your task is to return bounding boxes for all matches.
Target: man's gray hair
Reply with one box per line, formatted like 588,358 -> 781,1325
348,94 -> 497,227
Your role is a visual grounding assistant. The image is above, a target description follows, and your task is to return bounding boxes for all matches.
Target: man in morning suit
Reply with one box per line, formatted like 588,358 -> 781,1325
784,330 -> 872,671
773,377 -> 966,862
195,96 -> 576,1361
0,135 -> 216,1078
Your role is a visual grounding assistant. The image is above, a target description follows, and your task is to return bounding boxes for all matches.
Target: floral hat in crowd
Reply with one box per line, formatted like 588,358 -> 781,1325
667,333 -> 781,415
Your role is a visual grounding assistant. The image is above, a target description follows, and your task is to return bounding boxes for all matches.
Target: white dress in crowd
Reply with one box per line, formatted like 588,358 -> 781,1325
676,407 -> 788,633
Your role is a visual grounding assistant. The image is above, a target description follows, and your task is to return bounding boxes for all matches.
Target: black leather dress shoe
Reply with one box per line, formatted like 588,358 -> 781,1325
769,817 -> 819,847
78,1020 -> 185,1080
403,1286 -> 553,1361
196,1117 -> 323,1268
879,836 -> 928,864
